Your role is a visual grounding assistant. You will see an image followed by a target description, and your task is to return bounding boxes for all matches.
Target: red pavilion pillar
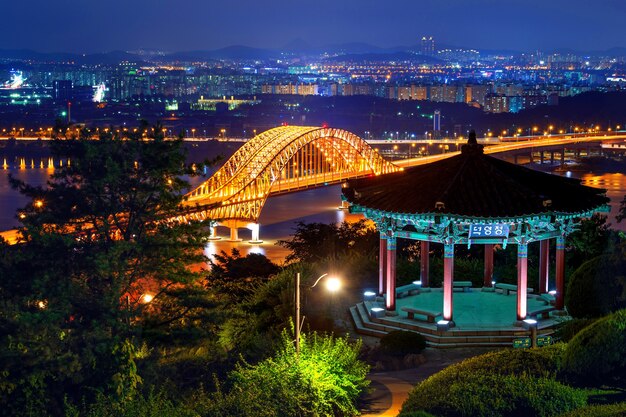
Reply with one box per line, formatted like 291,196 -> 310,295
556,236 -> 565,310
443,243 -> 454,323
386,237 -> 397,311
420,241 -> 430,287
539,239 -> 550,294
379,233 -> 387,296
484,244 -> 494,287
517,243 -> 528,321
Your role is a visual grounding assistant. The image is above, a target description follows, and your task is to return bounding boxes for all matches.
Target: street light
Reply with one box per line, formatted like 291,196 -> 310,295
295,272 -> 341,355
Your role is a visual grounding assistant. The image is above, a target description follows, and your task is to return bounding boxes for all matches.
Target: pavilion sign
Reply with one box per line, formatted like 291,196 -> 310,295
469,223 -> 510,239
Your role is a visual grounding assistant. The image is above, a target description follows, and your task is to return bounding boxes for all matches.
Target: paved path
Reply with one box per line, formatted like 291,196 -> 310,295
359,348 -> 494,417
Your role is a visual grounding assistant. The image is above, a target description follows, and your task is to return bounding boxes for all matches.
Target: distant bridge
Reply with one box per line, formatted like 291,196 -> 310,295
175,126 -> 400,240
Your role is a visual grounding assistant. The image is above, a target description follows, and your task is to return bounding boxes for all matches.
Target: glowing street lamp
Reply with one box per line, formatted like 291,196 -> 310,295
140,293 -> 154,304
295,272 -> 341,354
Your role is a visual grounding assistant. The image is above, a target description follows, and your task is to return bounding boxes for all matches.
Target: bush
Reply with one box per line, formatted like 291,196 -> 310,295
565,256 -> 626,318
398,412 -> 438,417
379,331 -> 427,356
399,347 -> 582,417
559,402 -> 626,417
423,345 -> 565,379
400,373 -> 585,417
562,309 -> 626,388
65,389 -> 198,417
204,330 -> 370,417
554,318 -> 599,342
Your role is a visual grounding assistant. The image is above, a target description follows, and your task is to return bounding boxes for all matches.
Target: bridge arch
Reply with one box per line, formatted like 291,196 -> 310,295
182,126 -> 399,223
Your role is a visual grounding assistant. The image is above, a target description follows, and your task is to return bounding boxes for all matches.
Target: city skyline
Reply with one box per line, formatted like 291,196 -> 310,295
4,0 -> 626,54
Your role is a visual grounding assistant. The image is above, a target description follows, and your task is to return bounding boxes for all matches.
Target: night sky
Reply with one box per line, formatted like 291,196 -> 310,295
4,0 -> 626,53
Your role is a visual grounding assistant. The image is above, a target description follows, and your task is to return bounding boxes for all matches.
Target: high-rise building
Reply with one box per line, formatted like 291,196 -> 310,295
421,36 -> 435,56
433,110 -> 441,133
53,80 -> 73,102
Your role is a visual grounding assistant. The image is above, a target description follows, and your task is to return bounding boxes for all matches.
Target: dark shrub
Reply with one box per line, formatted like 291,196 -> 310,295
559,402 -> 626,417
425,345 -> 565,379
379,331 -> 427,356
64,389 -> 197,417
399,373 -> 585,417
566,256 -> 626,318
562,309 -> 626,388
398,346 -> 582,417
554,318 -> 599,342
398,412 -> 438,417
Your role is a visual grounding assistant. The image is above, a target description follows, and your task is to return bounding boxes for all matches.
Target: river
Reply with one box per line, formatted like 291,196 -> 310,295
1,142 -> 625,263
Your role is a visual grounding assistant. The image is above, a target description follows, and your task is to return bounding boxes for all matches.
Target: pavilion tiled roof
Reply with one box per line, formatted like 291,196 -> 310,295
343,140 -> 609,219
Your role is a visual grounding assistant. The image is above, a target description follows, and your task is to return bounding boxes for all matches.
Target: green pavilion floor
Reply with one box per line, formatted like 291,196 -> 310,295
349,288 -> 565,348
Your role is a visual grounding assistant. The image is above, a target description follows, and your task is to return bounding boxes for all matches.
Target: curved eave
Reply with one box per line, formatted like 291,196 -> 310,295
349,202 -> 611,225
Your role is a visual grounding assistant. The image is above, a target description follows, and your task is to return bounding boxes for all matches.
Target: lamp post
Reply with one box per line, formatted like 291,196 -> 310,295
295,272 -> 340,355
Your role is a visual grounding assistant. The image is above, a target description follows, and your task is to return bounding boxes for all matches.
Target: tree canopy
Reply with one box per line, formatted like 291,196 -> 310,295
0,129 -> 210,414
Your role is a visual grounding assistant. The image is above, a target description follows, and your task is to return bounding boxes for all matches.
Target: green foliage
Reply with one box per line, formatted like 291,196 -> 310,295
218,264 -> 308,357
566,215 -> 616,271
562,309 -> 626,388
379,331 -> 426,356
277,220 -> 378,264
554,318 -> 599,342
207,248 -> 280,303
559,402 -> 626,417
398,412 -> 438,417
204,330 -> 369,417
399,346 -> 581,417
400,373 -> 585,417
566,255 -> 626,318
64,389 -> 198,417
0,131 -> 211,413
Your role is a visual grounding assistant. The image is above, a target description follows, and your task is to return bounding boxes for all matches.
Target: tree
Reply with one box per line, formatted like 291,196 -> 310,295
566,214 -> 615,270
207,249 -> 280,303
0,129 -> 210,414
278,219 -> 378,264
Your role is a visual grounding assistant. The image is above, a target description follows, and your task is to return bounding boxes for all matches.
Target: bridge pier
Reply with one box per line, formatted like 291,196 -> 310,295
550,151 -> 555,164
540,151 -> 544,164
561,149 -> 565,165
529,152 -> 534,164
247,223 -> 263,244
229,228 -> 242,242
208,225 -> 221,240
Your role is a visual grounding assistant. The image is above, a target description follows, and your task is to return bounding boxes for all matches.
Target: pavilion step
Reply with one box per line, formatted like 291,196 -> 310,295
355,303 -> 404,333
349,306 -> 387,337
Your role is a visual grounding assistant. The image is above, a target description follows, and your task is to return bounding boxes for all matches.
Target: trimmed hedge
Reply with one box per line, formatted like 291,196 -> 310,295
565,256 -> 626,318
554,318 -> 599,342
399,347 -> 583,417
397,412 -> 438,417
379,331 -> 426,356
559,402 -> 626,417
415,345 -> 566,379
562,309 -> 626,388
399,373 -> 585,417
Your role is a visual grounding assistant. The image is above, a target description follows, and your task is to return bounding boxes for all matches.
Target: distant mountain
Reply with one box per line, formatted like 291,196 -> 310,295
282,38 -> 315,52
550,47 -> 626,57
165,45 -> 279,61
77,50 -> 148,65
0,49 -> 77,62
324,51 -> 443,64
0,49 -> 151,65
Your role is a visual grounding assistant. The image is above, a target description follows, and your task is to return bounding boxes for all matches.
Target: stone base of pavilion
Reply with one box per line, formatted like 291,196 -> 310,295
350,288 -> 567,348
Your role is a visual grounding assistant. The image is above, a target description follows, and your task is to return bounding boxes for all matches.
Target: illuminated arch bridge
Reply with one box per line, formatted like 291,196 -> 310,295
175,126 -> 400,240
